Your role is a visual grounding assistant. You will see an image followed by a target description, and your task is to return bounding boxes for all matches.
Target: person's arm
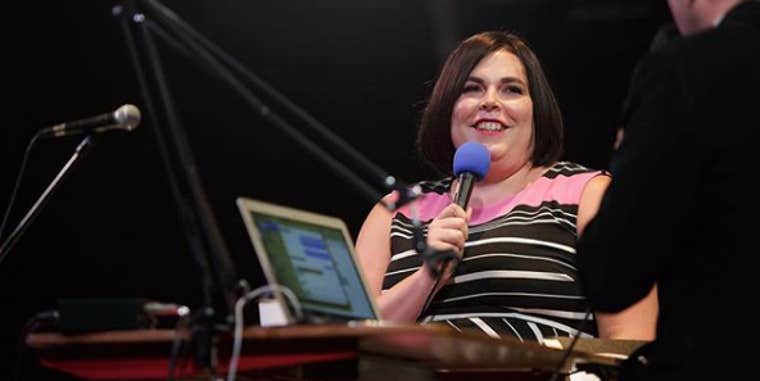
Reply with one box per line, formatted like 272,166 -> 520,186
355,196 -> 468,322
577,175 -> 658,340
577,48 -> 697,314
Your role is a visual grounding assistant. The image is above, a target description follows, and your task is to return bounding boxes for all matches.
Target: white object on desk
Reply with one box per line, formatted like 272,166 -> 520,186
258,298 -> 288,327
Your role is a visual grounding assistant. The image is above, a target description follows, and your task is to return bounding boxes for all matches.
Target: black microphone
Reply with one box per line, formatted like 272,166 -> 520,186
39,104 -> 141,138
421,141 -> 492,280
452,141 -> 491,209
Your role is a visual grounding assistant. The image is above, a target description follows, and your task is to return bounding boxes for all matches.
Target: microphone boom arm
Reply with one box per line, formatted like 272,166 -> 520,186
128,0 -> 419,211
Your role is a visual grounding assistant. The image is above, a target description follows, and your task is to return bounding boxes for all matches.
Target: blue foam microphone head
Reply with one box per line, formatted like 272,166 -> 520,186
451,141 -> 490,208
453,141 -> 491,179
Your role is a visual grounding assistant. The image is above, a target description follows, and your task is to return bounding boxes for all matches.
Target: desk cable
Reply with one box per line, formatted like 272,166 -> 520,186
227,284 -> 301,381
167,307 -> 193,381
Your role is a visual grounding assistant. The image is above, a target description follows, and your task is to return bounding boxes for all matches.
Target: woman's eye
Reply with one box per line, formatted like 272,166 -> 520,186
462,84 -> 480,93
504,85 -> 524,94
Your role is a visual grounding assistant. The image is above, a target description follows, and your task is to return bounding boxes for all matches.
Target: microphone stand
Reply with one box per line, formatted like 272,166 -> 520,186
114,0 -> 420,376
0,136 -> 95,265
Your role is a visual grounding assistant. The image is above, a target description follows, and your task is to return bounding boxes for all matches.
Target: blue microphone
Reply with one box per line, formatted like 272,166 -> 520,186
452,141 -> 491,208
420,141 -> 491,279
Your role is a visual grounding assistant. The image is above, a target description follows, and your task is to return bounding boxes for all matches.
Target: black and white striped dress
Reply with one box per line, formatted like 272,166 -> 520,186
383,162 -> 604,343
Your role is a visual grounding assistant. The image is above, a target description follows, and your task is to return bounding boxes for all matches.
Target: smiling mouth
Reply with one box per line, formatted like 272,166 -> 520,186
472,121 -> 506,132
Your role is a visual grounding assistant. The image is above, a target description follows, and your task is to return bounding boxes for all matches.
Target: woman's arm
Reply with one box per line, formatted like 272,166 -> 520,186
577,175 -> 658,340
355,196 -> 468,322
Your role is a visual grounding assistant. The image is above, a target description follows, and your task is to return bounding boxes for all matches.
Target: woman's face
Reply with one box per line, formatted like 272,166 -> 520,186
450,49 -> 534,171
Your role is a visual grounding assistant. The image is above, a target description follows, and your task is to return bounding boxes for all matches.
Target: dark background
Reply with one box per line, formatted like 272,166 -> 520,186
2,0 -> 670,378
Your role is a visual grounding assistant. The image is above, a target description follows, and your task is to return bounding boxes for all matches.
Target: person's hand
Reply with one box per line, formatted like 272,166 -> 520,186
423,203 -> 470,281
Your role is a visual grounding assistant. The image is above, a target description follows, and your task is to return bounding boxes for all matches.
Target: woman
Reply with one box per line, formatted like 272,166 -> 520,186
356,31 -> 657,341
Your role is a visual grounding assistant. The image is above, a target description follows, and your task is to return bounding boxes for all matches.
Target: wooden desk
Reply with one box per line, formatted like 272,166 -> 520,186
27,323 -> 630,380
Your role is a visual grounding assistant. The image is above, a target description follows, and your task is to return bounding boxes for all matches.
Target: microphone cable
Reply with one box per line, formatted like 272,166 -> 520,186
0,130 -> 44,243
547,304 -> 594,381
409,199 -> 438,319
410,199 -> 459,321
420,272 -> 444,320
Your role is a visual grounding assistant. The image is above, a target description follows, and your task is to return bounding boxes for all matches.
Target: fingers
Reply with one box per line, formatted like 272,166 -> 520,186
426,228 -> 466,252
438,203 -> 468,219
426,203 -> 470,257
430,216 -> 468,236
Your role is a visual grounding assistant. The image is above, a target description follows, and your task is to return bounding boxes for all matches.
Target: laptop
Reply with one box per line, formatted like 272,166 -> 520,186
236,197 -> 380,324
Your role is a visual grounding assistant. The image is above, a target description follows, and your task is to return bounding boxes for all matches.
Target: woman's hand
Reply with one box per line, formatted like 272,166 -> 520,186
423,203 -> 471,282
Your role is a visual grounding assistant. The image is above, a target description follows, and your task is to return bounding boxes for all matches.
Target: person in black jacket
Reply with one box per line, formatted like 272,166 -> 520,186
577,0 -> 760,379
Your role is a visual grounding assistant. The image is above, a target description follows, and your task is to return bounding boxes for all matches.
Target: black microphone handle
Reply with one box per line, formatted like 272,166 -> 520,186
421,172 -> 477,279
66,112 -> 118,130
453,172 -> 477,208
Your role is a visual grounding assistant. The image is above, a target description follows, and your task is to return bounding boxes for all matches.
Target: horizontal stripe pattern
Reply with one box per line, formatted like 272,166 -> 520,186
422,312 -> 595,339
454,270 -> 574,283
384,162 -> 603,341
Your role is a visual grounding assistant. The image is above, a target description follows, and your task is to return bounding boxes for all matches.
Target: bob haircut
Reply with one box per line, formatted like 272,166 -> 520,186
417,31 -> 564,175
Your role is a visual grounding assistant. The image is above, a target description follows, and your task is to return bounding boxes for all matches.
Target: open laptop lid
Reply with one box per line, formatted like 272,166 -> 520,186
236,197 -> 380,324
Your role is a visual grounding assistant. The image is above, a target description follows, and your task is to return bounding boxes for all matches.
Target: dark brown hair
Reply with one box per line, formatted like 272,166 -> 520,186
417,31 -> 564,175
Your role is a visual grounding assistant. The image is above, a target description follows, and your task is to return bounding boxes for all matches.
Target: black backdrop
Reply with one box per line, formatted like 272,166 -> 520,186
1,0 -> 670,377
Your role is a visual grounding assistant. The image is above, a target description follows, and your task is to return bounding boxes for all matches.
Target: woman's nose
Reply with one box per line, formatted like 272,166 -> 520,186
479,89 -> 499,110
479,98 -> 499,111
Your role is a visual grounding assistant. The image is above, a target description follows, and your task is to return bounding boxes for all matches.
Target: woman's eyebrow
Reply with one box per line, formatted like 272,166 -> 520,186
466,76 -> 526,86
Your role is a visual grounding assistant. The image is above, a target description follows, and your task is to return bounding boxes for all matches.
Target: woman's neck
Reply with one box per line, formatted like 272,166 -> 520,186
463,161 -> 549,209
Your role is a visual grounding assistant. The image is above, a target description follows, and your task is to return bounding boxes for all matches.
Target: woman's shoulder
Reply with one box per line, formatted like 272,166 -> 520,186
532,162 -> 609,205
542,161 -> 607,179
391,177 -> 454,222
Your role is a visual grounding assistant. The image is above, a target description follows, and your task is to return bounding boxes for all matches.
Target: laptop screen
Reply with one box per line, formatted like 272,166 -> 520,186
237,198 -> 378,322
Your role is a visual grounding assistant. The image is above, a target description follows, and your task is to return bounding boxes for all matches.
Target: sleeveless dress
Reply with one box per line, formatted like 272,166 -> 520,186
383,161 -> 605,343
